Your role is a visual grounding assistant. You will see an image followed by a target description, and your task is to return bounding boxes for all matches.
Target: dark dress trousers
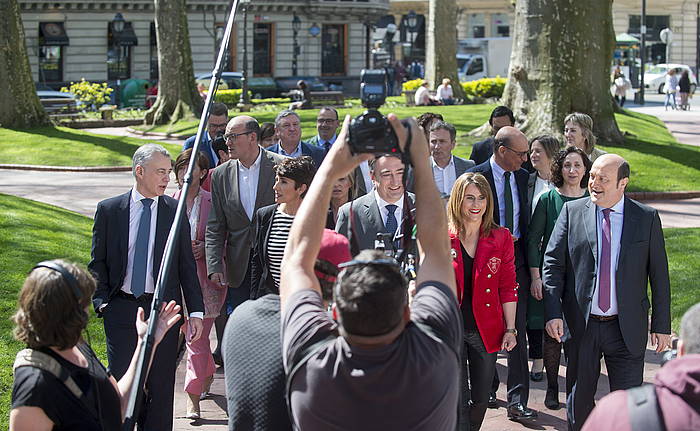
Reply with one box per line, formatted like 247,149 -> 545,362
467,160 -> 532,408
542,197 -> 671,430
89,191 -> 204,430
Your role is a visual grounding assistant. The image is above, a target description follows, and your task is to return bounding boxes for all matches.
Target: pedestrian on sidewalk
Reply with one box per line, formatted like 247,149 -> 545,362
678,70 -> 691,111
664,69 -> 679,111
173,149 -> 227,419
613,74 -> 632,107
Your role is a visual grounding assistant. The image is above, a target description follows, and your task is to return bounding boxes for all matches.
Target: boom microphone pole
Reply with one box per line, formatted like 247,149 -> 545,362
121,1 -> 242,429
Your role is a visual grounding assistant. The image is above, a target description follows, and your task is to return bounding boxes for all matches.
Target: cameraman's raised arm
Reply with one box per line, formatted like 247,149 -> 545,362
404,119 -> 457,298
280,116 -> 371,313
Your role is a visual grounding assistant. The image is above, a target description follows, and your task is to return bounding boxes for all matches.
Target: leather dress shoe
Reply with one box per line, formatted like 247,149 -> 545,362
487,392 -> 498,409
507,404 -> 538,421
544,388 -> 560,410
529,371 -> 543,382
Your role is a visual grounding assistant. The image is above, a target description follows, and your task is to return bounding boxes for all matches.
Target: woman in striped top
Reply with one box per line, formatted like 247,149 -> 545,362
250,156 -> 316,299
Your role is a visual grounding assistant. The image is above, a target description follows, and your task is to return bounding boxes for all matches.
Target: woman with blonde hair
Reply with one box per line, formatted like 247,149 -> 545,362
447,172 -> 518,430
437,77 -> 455,105
563,112 -> 606,162
10,260 -> 180,430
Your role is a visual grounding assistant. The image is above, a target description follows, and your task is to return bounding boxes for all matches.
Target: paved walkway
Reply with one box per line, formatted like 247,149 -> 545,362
82,126 -> 186,146
625,92 -> 699,148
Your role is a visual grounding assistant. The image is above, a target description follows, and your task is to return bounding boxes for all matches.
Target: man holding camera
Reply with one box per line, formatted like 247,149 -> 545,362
280,114 -> 462,430
182,102 -> 229,167
335,153 -> 414,254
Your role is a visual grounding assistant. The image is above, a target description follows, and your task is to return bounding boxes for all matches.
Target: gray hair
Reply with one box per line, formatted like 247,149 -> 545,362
429,120 -> 457,142
275,110 -> 300,127
564,112 -> 597,154
132,144 -> 171,176
680,302 -> 700,354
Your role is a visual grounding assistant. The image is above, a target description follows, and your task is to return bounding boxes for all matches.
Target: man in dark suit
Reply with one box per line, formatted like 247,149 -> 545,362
467,126 -> 536,420
543,154 -> 671,431
89,143 -> 205,430
206,115 -> 285,311
470,105 -> 515,165
336,154 -> 414,255
182,102 -> 229,167
267,110 -> 326,168
304,106 -> 339,152
406,120 -> 474,194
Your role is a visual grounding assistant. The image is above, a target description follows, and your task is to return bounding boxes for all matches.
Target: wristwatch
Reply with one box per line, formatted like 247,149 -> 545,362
505,328 -> 518,336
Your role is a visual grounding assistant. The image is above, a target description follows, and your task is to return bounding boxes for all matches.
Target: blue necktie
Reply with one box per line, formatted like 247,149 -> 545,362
131,198 -> 153,298
385,204 -> 398,248
323,141 -> 332,152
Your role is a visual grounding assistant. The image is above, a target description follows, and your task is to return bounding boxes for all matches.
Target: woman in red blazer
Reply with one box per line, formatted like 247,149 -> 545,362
447,172 -> 518,431
174,149 -> 227,419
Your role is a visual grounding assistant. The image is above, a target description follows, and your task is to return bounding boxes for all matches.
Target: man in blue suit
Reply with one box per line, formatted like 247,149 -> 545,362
267,110 -> 326,168
182,102 -> 229,167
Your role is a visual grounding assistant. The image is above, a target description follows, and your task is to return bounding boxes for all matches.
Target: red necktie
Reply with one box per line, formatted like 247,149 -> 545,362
599,208 -> 612,312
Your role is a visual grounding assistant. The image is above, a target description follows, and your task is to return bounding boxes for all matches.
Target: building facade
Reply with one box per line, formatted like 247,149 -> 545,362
386,0 -> 699,72
20,0 -> 389,92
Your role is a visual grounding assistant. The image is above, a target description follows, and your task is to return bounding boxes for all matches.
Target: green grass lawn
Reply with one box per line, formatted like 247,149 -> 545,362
0,126 -> 182,166
0,192 -> 699,428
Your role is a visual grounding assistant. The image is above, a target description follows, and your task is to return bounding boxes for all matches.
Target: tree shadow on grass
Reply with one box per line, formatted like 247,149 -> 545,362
11,126 -> 146,160
618,135 -> 700,173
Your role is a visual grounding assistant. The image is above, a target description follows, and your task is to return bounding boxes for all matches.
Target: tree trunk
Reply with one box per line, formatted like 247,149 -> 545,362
0,0 -> 49,128
501,0 -> 623,145
145,0 -> 203,125
425,0 -> 466,101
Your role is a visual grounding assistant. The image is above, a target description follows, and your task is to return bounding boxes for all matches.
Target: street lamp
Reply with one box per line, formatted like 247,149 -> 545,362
292,13 -> 301,76
111,13 -> 125,107
405,10 -> 418,62
384,23 -> 397,63
238,0 -> 251,111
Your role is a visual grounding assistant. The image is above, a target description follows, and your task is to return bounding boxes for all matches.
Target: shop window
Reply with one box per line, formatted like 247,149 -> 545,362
253,23 -> 274,76
38,22 -> 69,83
107,21 -> 138,80
322,24 -> 346,76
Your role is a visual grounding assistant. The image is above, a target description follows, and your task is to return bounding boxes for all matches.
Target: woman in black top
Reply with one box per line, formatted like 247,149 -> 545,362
678,70 -> 692,111
10,260 -> 181,430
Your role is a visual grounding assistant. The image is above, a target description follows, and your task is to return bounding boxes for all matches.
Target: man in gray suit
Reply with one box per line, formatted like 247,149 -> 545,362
407,121 -> 474,194
206,115 -> 285,309
543,154 -> 671,431
336,154 -> 413,254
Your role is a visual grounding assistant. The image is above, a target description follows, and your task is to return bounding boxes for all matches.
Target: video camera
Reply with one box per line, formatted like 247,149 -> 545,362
348,69 -> 407,155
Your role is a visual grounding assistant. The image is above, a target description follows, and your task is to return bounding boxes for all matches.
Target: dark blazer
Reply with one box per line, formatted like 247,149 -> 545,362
205,149 -> 285,290
89,191 -> 204,314
183,133 -> 217,168
335,192 -> 416,255
250,204 -> 279,299
267,141 -> 326,168
352,166 -> 371,198
406,155 -> 475,193
542,196 -> 671,356
470,137 -> 494,165
467,160 -> 530,242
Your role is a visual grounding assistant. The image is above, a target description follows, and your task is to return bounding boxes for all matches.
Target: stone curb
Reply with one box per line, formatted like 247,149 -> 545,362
61,119 -> 145,129
126,127 -> 188,140
627,191 -> 700,201
0,164 -> 131,172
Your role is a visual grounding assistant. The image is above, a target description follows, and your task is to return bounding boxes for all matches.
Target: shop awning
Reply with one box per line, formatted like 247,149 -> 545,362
39,22 -> 69,46
616,33 -> 640,44
113,23 -> 138,46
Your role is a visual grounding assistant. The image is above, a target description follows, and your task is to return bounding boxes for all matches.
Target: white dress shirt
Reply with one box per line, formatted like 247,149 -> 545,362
531,176 -> 554,216
279,142 -> 303,158
122,187 -> 158,296
591,197 -> 625,316
431,155 -> 457,195
490,156 -> 522,238
359,160 -> 374,193
238,148 -> 263,221
374,191 -> 405,233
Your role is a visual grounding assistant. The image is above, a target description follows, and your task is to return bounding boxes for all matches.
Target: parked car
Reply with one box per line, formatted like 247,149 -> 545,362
643,63 -> 697,94
36,90 -> 81,112
195,72 -> 278,99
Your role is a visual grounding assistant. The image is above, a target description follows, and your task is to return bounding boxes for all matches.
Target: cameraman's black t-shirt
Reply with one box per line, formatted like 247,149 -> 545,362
11,342 -> 121,430
282,281 -> 462,431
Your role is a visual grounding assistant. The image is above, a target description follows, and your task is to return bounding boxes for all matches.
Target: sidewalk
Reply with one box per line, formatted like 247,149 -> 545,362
625,92 -> 699,148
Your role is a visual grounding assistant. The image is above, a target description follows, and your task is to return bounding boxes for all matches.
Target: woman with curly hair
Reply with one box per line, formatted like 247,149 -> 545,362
527,146 -> 591,409
10,260 -> 180,430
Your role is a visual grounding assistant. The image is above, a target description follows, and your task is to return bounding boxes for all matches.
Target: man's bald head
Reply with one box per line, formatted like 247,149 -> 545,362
493,126 -> 529,172
588,154 -> 630,208
225,115 -> 261,166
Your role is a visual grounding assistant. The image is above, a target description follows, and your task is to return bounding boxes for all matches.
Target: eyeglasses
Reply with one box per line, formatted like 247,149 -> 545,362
317,118 -> 338,124
208,122 -> 228,129
224,131 -> 253,141
502,145 -> 529,159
